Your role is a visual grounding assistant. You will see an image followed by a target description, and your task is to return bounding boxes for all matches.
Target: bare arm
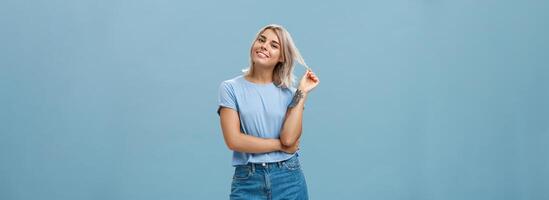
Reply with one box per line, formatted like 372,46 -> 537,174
219,107 -> 299,153
280,70 -> 319,147
280,93 -> 307,146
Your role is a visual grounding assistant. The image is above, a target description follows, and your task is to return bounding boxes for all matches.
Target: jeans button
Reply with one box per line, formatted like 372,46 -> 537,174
262,163 -> 266,167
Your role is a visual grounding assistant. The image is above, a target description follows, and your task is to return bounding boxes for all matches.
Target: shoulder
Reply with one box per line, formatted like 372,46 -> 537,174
220,75 -> 245,89
286,86 -> 298,94
275,85 -> 296,99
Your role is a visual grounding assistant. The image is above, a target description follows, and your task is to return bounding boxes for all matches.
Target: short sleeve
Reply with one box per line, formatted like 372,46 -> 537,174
217,81 -> 238,115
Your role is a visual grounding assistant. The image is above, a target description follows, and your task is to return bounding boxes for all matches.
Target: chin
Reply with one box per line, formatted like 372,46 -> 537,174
252,58 -> 274,66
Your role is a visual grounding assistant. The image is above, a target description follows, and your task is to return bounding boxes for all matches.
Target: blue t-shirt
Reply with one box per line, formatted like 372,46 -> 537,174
217,75 -> 299,166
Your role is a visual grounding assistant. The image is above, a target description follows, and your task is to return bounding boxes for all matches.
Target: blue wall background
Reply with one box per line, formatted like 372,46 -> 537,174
1,0 -> 548,199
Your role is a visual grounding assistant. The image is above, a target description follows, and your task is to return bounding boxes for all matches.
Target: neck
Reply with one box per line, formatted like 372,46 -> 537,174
247,64 -> 274,84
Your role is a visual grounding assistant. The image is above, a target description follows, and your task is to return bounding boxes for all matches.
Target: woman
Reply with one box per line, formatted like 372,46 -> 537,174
217,24 -> 319,200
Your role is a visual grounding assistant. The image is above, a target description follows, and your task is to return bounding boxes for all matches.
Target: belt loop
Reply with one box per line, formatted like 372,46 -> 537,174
251,163 -> 255,173
277,161 -> 282,168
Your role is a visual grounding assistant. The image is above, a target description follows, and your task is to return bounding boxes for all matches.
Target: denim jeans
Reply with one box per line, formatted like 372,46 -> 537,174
230,155 -> 309,200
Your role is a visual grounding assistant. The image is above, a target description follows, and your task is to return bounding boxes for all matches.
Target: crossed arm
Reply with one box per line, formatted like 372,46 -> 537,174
279,92 -> 307,147
218,104 -> 303,154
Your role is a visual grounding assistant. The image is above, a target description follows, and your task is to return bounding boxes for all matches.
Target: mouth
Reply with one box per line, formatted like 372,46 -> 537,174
256,50 -> 269,58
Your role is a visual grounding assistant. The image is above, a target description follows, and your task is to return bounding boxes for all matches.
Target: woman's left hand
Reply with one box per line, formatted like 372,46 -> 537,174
298,69 -> 320,93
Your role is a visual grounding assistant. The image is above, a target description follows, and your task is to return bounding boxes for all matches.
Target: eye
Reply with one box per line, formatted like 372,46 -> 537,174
257,37 -> 265,43
271,44 -> 279,49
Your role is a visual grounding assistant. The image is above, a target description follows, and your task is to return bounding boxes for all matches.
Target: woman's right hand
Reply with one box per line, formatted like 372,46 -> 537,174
280,139 -> 300,154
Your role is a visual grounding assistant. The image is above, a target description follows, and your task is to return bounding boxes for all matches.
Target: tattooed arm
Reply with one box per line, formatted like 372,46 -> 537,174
280,70 -> 320,147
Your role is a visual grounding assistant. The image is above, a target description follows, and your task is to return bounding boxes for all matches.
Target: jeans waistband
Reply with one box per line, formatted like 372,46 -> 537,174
244,155 -> 297,170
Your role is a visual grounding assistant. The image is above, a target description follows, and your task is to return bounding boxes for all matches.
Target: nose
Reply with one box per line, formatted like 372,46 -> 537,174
260,42 -> 268,50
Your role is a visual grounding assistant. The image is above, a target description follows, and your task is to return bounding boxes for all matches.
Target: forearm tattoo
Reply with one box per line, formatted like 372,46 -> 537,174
288,89 -> 304,108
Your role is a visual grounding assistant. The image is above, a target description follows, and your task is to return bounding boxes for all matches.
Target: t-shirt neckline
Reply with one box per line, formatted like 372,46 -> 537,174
242,75 -> 276,87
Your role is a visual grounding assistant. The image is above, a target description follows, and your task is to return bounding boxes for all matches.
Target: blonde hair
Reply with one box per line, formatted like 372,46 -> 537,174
243,24 -> 309,88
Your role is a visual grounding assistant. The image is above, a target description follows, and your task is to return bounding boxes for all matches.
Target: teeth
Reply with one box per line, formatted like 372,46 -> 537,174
257,51 -> 268,58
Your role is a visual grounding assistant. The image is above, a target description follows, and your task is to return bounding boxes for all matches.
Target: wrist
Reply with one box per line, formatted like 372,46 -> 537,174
289,88 -> 306,108
297,87 -> 308,95
298,89 -> 308,101
274,139 -> 284,151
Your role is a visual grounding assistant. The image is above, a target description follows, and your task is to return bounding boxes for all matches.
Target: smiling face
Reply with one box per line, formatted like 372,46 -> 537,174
251,28 -> 284,69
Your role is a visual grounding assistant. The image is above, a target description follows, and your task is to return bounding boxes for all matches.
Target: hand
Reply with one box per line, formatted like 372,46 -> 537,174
280,139 -> 300,154
298,69 -> 320,93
